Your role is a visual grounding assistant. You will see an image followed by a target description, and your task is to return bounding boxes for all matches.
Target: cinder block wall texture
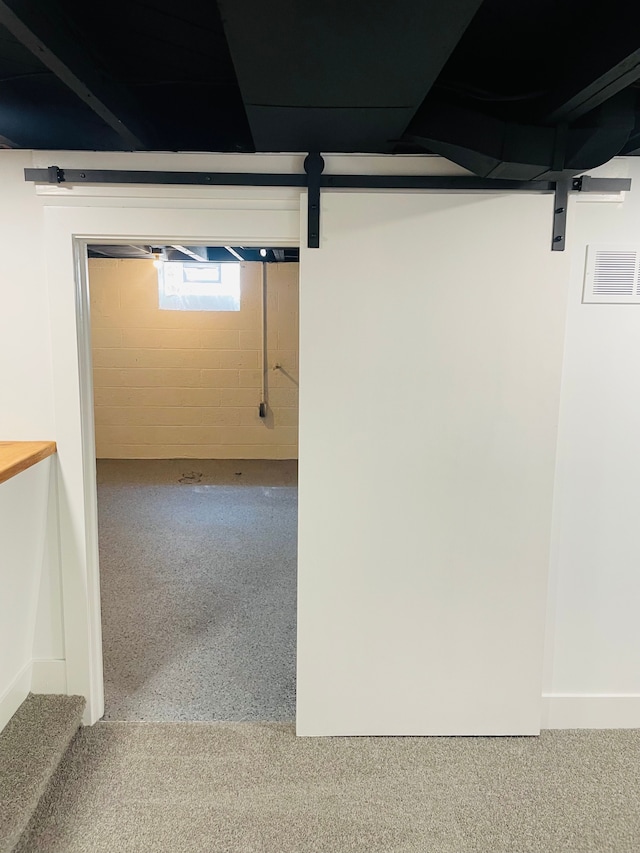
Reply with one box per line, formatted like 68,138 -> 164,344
89,259 -> 298,459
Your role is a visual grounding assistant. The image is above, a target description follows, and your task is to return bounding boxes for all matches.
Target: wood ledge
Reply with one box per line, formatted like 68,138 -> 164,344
0,441 -> 57,485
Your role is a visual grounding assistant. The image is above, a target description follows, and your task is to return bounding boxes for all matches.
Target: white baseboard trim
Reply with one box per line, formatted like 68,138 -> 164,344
31,659 -> 67,694
542,694 -> 640,729
8,671 -> 640,732
0,661 -> 32,733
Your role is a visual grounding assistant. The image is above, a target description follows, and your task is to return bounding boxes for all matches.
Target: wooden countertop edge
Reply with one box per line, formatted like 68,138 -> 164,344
0,441 -> 57,485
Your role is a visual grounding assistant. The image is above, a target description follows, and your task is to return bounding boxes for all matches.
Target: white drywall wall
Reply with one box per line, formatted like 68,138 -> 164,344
0,152 -> 55,437
0,152 -> 65,732
543,158 -> 640,727
32,461 -> 65,670
297,191 -> 569,735
0,459 -> 62,731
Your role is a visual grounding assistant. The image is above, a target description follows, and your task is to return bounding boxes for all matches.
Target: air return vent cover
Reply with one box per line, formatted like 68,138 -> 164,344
583,245 -> 640,303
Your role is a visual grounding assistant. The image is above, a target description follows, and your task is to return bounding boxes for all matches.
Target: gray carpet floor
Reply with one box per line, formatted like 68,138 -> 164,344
0,694 -> 84,853
15,722 -> 640,853
97,459 -> 298,722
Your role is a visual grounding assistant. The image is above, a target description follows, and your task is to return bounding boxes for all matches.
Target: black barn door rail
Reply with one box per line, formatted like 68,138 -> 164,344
24,160 -> 631,251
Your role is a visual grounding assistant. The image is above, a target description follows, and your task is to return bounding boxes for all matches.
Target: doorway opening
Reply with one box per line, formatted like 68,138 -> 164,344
86,242 -> 300,721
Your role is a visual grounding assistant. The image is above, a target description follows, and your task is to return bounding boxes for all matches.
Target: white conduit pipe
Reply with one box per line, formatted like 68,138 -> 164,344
259,262 -> 267,418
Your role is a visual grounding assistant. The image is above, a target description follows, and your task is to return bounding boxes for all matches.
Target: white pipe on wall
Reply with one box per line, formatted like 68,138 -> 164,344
259,261 -> 268,417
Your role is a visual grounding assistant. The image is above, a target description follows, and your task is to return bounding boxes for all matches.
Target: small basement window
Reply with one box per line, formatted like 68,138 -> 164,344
158,262 -> 240,311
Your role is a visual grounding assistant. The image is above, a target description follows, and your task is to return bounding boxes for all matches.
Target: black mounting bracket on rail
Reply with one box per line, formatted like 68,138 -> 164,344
304,152 -> 324,249
552,179 -> 571,251
24,160 -> 632,251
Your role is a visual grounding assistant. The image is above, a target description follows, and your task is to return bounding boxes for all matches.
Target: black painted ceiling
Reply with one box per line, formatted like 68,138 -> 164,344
1,0 -> 640,178
88,245 -> 299,263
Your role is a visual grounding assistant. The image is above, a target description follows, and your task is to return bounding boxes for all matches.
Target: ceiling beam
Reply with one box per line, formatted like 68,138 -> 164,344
171,246 -> 209,263
543,31 -> 640,123
224,247 -> 244,261
0,0 -> 149,149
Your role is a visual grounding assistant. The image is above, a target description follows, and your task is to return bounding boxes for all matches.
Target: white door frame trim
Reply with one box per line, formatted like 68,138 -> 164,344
44,200 -> 301,723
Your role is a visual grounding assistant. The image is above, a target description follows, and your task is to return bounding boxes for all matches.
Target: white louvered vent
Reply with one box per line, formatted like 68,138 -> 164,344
583,245 -> 640,304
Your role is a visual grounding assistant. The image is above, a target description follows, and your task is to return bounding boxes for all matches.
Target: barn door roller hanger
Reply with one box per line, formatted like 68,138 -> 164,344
25,158 -> 631,252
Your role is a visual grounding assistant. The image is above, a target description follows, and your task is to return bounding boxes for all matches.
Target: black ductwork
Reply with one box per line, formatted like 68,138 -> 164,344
406,92 -> 636,180
217,0 -> 485,152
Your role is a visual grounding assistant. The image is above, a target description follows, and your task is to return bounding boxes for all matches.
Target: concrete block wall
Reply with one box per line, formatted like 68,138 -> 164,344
89,258 -> 298,458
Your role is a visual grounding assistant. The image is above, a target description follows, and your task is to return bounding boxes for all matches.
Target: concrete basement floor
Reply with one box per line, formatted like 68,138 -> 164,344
96,459 -> 298,722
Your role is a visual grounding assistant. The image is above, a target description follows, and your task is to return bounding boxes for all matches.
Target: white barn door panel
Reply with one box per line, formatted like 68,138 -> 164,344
297,191 -> 569,735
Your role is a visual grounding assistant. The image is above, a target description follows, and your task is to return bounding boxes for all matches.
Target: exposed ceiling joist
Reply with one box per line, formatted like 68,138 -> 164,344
224,247 -> 244,261
171,246 -> 209,263
0,0 -> 150,149
544,35 -> 640,123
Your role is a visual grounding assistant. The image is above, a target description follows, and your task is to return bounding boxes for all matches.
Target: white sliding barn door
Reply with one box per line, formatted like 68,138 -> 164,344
296,191 -> 569,735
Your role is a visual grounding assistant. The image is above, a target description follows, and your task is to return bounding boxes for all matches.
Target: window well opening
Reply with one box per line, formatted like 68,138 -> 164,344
157,261 -> 241,312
